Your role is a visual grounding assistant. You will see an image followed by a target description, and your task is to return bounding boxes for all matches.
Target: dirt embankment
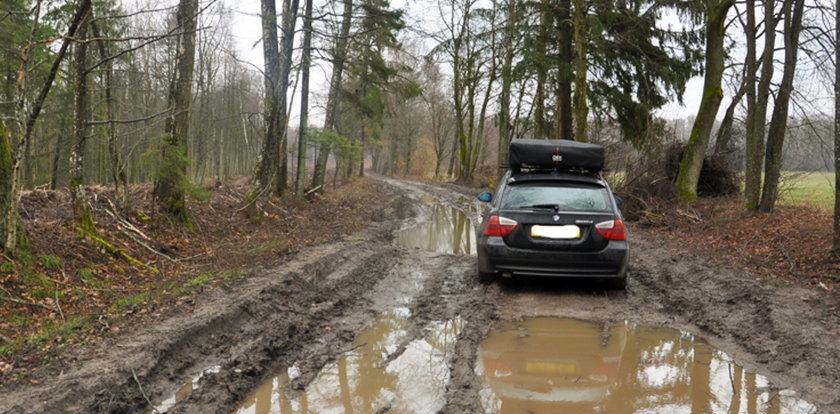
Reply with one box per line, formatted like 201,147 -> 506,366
0,176 -> 838,413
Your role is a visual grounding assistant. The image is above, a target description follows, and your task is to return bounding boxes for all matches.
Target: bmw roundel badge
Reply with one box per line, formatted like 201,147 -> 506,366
553,215 -> 560,222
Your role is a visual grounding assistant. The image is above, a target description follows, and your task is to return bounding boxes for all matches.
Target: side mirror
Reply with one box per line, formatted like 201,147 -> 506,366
478,192 -> 492,202
614,195 -> 623,207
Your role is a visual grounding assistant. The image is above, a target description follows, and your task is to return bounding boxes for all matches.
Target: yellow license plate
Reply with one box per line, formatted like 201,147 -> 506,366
524,361 -> 577,375
531,225 -> 580,239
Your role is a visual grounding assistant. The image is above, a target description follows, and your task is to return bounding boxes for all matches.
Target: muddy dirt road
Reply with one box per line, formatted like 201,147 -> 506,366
1,176 -> 838,413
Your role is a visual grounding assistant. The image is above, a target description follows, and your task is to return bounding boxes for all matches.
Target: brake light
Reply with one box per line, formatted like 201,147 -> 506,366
595,219 -> 626,241
484,215 -> 518,236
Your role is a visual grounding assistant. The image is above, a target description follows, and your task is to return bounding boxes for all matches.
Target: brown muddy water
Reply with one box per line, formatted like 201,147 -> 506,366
234,308 -> 464,414
396,203 -> 477,255
221,317 -> 815,414
477,318 -> 816,414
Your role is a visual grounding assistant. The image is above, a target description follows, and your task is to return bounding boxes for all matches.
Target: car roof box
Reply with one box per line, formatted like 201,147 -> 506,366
509,138 -> 604,173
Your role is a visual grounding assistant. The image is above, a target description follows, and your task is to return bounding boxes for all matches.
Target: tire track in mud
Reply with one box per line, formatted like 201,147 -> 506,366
0,182 -> 420,413
439,282 -> 501,413
236,177 -> 494,413
369,175 -> 507,413
0,176 -> 492,414
170,246 -> 407,413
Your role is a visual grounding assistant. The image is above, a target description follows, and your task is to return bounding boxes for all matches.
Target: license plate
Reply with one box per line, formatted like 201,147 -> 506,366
524,361 -> 577,375
531,225 -> 580,239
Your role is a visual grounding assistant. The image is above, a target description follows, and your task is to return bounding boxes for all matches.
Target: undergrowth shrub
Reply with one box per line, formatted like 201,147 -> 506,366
616,143 -> 739,225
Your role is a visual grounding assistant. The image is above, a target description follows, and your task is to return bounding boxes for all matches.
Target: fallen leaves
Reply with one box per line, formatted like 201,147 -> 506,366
642,197 -> 838,292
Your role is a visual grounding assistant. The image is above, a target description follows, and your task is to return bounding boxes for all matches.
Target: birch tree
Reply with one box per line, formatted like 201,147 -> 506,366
1,0 -> 91,252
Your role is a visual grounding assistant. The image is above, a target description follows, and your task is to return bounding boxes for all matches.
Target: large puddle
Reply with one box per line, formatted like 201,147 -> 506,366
234,307 -> 464,414
397,203 -> 477,255
477,318 -> 816,414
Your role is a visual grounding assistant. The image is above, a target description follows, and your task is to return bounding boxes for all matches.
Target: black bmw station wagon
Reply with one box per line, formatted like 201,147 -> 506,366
476,139 -> 628,288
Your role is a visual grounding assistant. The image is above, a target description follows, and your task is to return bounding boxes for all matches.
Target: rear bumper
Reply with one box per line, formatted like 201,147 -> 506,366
477,236 -> 628,279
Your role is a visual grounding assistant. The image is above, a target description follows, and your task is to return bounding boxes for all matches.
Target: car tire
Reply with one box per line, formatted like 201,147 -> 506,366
478,270 -> 496,284
605,276 -> 626,290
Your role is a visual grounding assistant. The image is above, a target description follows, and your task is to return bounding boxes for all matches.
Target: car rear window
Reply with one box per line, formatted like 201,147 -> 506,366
501,182 -> 611,212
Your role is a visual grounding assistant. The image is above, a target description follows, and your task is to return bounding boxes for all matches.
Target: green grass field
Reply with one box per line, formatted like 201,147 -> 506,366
778,172 -> 835,210
604,170 -> 836,211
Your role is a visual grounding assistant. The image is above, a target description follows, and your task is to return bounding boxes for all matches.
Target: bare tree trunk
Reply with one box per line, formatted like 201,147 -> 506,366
154,0 -> 198,223
312,0 -> 353,191
91,18 -> 129,210
745,0 -> 778,210
497,0 -> 515,178
759,0 -> 805,212
49,115 -> 68,190
447,128 -> 458,178
22,127 -> 33,190
451,0 -> 495,182
572,0 -> 589,142
274,0 -> 301,196
467,4 -> 499,179
0,120 -> 19,251
296,0 -> 313,197
556,0 -> 573,141
359,123 -> 366,177
69,8 -> 95,233
713,78 -> 747,158
534,0 -> 549,139
674,0 -> 734,202
251,0 -> 282,200
741,0 -> 758,191
834,0 -> 840,255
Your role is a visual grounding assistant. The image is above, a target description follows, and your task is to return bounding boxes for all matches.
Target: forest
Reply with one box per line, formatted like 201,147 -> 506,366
2,0 -> 840,410
2,0 -> 839,236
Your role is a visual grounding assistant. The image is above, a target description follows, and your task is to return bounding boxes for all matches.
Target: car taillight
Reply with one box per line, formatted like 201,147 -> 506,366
484,215 -> 518,237
595,219 -> 626,241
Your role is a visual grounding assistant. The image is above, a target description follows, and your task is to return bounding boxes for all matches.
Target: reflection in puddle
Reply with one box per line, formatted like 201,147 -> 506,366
153,365 -> 220,413
397,204 -> 477,255
477,318 -> 816,414
235,309 -> 464,414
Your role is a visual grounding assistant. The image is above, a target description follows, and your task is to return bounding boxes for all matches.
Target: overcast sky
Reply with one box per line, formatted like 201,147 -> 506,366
216,0 -> 836,126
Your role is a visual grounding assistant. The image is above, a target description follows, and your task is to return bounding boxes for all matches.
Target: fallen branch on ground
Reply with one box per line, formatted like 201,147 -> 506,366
131,368 -> 157,413
0,294 -> 56,311
81,227 -> 159,273
119,230 -> 176,263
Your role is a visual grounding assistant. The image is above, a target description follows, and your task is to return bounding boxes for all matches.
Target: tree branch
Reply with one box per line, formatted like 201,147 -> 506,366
86,108 -> 172,126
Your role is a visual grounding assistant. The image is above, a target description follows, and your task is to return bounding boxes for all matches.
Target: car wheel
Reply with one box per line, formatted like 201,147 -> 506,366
605,276 -> 626,290
478,270 -> 496,284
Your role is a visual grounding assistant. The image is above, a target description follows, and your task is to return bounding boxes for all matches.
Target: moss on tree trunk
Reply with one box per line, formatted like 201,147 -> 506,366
0,120 -> 27,252
674,0 -> 733,202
